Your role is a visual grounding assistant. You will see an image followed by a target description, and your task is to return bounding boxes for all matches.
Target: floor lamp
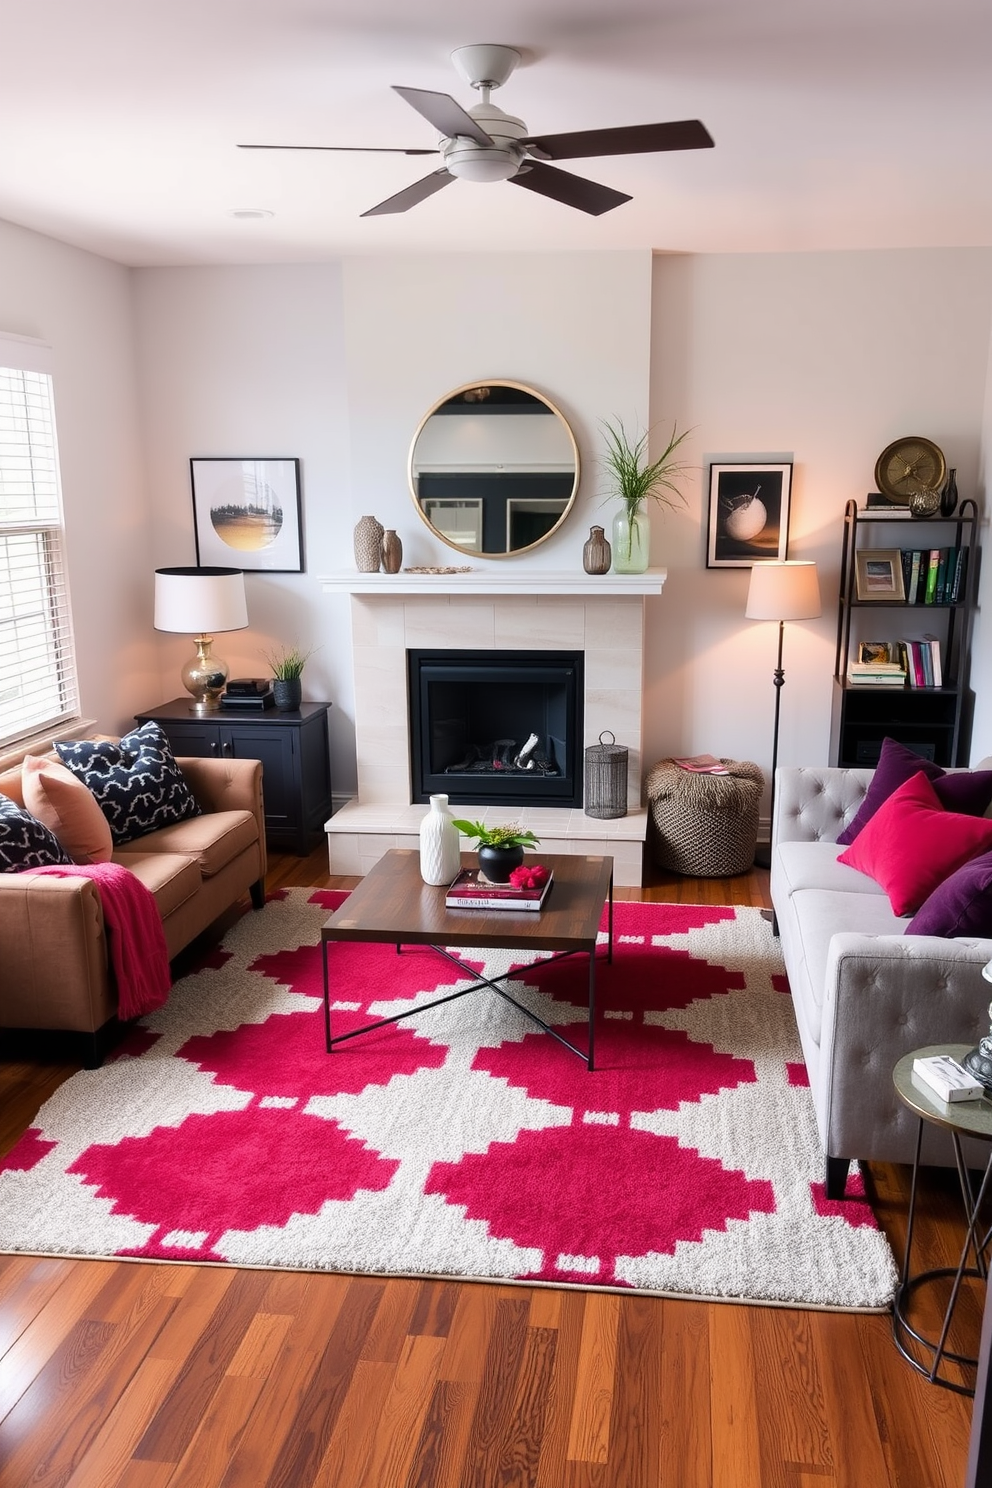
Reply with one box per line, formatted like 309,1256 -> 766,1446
745,560 -> 821,869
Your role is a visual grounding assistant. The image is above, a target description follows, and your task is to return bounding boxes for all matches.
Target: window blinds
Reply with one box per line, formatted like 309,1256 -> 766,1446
0,338 -> 79,751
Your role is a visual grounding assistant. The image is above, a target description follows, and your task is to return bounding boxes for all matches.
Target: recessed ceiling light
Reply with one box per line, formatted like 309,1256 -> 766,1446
230,208 -> 274,220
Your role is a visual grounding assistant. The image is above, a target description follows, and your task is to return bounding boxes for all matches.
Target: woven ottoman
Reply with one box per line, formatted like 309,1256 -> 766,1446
646,758 -> 764,876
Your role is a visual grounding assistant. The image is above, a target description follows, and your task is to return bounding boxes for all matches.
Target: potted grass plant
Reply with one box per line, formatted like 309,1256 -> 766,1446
601,418 -> 690,574
450,819 -> 541,883
262,643 -> 317,712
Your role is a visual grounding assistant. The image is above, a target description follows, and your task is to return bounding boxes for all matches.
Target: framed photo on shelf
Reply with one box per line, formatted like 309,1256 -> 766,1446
190,457 -> 304,572
706,462 -> 792,567
854,549 -> 905,601
858,640 -> 893,664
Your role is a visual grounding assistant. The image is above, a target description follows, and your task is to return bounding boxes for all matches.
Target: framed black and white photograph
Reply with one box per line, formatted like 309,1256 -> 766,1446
855,548 -> 905,602
706,462 -> 793,568
190,457 -> 304,572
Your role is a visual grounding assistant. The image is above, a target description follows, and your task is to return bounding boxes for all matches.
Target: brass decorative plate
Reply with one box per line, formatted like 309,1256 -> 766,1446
874,436 -> 947,504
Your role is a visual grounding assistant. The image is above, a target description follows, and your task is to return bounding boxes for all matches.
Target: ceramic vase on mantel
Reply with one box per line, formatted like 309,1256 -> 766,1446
353,514 -> 384,573
381,529 -> 403,574
611,505 -> 650,574
419,794 -> 461,885
582,524 -> 612,575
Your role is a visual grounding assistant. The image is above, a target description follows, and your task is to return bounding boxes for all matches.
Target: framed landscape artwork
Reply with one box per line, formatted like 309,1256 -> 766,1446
854,548 -> 905,601
190,457 -> 304,572
706,462 -> 793,568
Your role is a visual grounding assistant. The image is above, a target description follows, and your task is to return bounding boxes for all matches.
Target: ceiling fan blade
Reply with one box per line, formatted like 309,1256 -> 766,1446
360,167 -> 455,217
522,119 -> 714,161
392,86 -> 494,146
238,143 -> 437,156
509,160 -> 630,217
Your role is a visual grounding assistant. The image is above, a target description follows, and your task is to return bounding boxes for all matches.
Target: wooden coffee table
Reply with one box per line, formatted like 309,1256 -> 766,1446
320,849 -> 614,1070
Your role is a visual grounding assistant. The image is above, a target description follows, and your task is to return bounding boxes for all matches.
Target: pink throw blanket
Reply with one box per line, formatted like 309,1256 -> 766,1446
31,862 -> 171,1020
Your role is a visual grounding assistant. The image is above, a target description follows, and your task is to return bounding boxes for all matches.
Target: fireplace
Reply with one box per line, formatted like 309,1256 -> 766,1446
319,572 -> 664,887
408,649 -> 583,807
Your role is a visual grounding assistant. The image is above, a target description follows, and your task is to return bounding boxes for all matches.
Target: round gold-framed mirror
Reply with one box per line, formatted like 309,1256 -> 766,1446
408,380 -> 580,559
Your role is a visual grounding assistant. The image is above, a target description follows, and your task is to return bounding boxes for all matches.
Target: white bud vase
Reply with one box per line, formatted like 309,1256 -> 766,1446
419,794 -> 461,885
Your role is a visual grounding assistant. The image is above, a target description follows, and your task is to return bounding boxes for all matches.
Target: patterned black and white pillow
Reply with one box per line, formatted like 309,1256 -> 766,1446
0,793 -> 73,872
55,722 -> 201,846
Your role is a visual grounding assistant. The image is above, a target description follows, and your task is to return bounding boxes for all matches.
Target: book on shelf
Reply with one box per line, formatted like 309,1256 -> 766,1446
445,867 -> 554,912
902,635 -> 941,687
672,754 -> 729,774
846,662 -> 906,686
924,548 -> 941,605
950,547 -> 968,604
923,632 -> 943,687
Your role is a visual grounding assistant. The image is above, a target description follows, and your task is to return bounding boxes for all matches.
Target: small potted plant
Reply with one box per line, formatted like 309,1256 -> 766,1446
450,818 -> 541,883
601,417 -> 690,573
262,643 -> 317,712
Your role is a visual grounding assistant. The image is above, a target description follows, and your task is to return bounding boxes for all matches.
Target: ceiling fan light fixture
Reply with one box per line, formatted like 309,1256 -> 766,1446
442,140 -> 523,182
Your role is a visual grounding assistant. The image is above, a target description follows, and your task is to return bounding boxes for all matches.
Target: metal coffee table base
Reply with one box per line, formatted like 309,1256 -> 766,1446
322,939 -> 607,1070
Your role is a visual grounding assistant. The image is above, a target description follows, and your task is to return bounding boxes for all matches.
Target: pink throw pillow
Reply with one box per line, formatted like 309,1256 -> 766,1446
21,754 -> 113,863
837,770 -> 992,917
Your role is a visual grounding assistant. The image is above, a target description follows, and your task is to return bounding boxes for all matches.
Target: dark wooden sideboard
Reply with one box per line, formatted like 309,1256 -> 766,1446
135,698 -> 332,855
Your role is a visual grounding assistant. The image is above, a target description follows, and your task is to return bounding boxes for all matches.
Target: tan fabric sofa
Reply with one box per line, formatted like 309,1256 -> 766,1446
0,749 -> 267,1065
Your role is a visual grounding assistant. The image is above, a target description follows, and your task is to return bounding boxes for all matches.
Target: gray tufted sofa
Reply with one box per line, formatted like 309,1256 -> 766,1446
771,761 -> 992,1199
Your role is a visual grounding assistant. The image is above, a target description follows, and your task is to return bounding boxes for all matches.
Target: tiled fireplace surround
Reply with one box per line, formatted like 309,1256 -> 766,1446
320,571 -> 666,887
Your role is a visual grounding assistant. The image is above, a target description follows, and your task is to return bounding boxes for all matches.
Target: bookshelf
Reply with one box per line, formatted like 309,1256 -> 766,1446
830,497 -> 979,768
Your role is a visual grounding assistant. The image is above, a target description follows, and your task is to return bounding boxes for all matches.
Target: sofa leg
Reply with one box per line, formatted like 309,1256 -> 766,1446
250,878 -> 266,910
825,1155 -> 850,1200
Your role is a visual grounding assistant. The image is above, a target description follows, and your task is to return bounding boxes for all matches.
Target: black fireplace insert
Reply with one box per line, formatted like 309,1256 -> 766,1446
408,649 -> 583,807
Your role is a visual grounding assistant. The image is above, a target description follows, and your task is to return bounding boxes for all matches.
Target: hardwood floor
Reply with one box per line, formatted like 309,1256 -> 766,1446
0,846 -> 979,1487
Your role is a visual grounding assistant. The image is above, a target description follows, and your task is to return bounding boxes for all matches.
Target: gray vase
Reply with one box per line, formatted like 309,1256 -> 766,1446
272,677 -> 302,711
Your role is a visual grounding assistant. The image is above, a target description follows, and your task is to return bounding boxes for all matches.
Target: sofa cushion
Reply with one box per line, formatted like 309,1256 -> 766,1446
21,754 -> 114,863
780,887 -> 910,1046
111,850 -> 202,919
55,722 -> 201,846
773,839 -> 888,900
836,736 -> 992,845
837,771 -> 992,916
906,849 -> 992,938
118,809 -> 259,878
0,793 -> 72,872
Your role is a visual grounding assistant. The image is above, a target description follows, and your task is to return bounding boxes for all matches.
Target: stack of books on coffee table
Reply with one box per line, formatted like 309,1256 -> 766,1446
445,867 -> 554,912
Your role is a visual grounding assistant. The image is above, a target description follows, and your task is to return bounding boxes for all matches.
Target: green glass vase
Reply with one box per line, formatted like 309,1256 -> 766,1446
611,506 -> 650,573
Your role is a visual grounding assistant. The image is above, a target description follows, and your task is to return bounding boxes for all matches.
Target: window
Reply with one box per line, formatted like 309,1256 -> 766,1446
0,334 -> 79,752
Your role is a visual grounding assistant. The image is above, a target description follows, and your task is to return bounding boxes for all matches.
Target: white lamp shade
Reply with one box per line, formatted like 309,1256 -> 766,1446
745,561 -> 821,622
154,566 -> 249,634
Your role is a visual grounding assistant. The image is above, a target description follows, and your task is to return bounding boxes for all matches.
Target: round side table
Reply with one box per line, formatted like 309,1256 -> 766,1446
892,1044 -> 992,1396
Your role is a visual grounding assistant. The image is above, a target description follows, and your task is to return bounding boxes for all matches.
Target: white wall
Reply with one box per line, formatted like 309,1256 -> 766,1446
968,321 -> 992,759
131,264 -> 356,788
0,218 -> 151,735
22,235 -> 986,809
131,252 -> 652,793
648,248 -> 992,808
339,252 -> 652,570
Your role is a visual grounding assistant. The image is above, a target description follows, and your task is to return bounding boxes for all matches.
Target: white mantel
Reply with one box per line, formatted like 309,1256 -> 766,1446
319,569 -> 667,597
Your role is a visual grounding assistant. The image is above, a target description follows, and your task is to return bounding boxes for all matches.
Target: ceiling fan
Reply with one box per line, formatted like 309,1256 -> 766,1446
238,43 -> 714,218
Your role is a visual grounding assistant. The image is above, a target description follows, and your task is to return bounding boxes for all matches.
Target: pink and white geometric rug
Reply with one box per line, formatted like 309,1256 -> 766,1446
0,890 -> 897,1310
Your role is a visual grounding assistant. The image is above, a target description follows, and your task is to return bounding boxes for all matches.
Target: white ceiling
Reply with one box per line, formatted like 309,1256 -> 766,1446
3,0 -> 990,267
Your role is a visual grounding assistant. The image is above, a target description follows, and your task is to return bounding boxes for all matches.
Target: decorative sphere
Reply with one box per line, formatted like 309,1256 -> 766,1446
724,497 -> 767,542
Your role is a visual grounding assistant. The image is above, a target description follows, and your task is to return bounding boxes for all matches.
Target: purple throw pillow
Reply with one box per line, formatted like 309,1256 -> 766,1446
837,736 -> 992,845
906,849 -> 992,937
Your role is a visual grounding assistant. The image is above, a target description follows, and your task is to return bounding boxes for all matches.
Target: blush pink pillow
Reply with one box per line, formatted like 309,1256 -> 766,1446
21,754 -> 113,863
837,770 -> 992,917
